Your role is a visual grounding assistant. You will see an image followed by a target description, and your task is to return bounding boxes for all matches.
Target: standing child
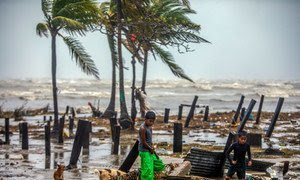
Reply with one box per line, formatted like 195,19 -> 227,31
225,131 -> 252,180
138,111 -> 164,180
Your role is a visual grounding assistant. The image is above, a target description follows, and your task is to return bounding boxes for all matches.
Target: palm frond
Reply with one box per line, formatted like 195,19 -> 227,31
41,0 -> 52,20
60,35 -> 100,79
152,43 -> 194,82
36,23 -> 49,37
54,0 -> 100,28
52,16 -> 85,35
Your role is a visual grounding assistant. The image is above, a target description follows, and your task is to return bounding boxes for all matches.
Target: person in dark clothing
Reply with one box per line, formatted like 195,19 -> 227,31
225,131 -> 252,180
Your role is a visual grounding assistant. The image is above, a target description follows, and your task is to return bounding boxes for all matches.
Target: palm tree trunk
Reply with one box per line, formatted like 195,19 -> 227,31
131,56 -> 137,126
102,34 -> 117,118
51,33 -> 59,132
116,0 -> 130,120
141,49 -> 148,93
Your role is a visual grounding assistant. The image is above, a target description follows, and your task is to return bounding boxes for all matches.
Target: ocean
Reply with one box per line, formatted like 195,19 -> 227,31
0,79 -> 299,115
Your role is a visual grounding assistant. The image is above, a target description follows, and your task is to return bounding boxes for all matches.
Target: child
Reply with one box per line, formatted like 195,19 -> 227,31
225,131 -> 252,180
138,111 -> 157,180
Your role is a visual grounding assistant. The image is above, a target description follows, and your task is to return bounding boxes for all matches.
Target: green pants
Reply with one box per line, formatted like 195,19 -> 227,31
139,151 -> 165,180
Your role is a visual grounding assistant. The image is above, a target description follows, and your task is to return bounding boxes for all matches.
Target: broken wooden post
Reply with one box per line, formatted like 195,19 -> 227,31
69,116 -> 74,135
83,121 -> 92,155
58,117 -> 65,143
246,133 -> 262,147
203,106 -> 209,122
113,125 -> 121,154
164,108 -> 170,123
43,116 -> 46,122
19,122 -> 22,139
173,123 -> 183,153
21,122 -> 28,150
65,105 -> 69,115
110,116 -> 118,140
237,99 -> 256,133
240,107 -> 245,121
68,119 -> 90,168
223,132 -> 235,153
47,120 -> 50,129
283,161 -> 289,176
45,124 -> 51,157
71,107 -> 76,118
184,95 -> 198,128
178,105 -> 183,120
266,97 -> 284,138
232,95 -> 245,124
119,140 -> 139,173
256,95 -> 264,124
5,118 -> 9,144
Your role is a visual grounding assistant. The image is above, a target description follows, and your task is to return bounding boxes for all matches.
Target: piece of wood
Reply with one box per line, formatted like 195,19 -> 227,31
255,95 -> 264,124
237,99 -> 256,133
58,117 -> 65,143
178,105 -> 183,120
173,123 -> 183,153
203,106 -> 209,122
169,161 -> 191,177
184,96 -> 198,128
68,119 -> 90,167
45,124 -> 51,156
266,97 -> 284,138
113,125 -> 121,154
232,95 -> 245,124
21,122 -> 28,150
119,140 -> 139,173
5,118 -> 9,144
164,108 -> 170,123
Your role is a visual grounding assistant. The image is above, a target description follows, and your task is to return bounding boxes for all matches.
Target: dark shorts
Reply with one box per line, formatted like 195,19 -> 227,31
226,163 -> 246,179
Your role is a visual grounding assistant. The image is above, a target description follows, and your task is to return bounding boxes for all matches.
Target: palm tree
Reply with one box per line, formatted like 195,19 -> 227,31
36,0 -> 100,131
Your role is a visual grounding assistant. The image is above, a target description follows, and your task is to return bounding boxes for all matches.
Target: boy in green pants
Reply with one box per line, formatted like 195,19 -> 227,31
139,111 -> 164,180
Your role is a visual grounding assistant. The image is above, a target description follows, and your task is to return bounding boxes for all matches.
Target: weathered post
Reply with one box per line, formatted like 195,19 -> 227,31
47,120 -> 50,129
113,125 -> 121,154
69,116 -> 74,135
240,107 -> 245,121
65,105 -> 69,115
58,117 -> 65,143
19,122 -> 22,139
43,116 -> 46,122
110,116 -> 118,140
223,132 -> 235,153
49,116 -> 52,122
68,119 -> 90,168
119,140 -> 139,173
178,105 -> 183,120
173,123 -> 183,153
83,121 -> 92,155
184,96 -> 198,128
5,118 -> 9,144
237,99 -> 256,133
256,95 -> 265,124
45,124 -> 51,157
21,122 -> 28,150
283,161 -> 289,176
232,95 -> 245,124
203,106 -> 209,122
71,107 -> 76,118
266,97 -> 284,138
164,108 -> 170,123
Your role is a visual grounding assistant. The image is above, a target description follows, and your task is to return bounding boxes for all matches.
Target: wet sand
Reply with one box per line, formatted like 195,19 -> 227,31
0,111 -> 300,179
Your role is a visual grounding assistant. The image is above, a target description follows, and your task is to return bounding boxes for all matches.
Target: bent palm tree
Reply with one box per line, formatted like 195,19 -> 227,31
36,0 -> 100,131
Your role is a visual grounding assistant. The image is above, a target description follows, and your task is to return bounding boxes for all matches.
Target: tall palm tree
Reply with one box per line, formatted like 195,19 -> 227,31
36,0 -> 100,131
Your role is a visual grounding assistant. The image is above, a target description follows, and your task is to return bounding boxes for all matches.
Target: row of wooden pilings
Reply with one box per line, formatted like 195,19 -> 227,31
2,94 -> 284,173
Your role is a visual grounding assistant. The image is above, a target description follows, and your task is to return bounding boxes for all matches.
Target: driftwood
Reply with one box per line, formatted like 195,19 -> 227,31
0,103 -> 49,119
88,102 -> 102,117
